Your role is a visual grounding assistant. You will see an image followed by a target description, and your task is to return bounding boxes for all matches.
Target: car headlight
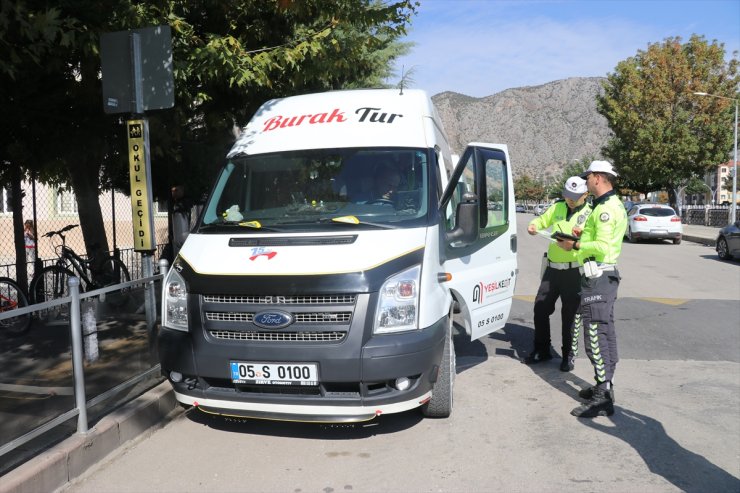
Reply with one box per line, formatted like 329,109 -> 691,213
374,265 -> 420,334
163,266 -> 189,332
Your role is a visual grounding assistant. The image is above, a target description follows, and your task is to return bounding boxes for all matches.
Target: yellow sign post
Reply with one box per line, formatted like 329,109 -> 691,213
127,119 -> 156,251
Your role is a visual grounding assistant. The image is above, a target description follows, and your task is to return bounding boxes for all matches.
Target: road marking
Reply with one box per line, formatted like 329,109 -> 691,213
514,295 -> 537,302
640,297 -> 689,306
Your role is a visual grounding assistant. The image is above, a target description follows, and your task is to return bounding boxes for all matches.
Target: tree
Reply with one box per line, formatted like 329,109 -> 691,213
1,0 -> 417,277
514,174 -> 545,204
597,35 -> 739,209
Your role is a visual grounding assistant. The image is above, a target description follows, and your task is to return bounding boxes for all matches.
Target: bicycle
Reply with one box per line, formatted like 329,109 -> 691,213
0,277 -> 31,335
29,225 -> 131,319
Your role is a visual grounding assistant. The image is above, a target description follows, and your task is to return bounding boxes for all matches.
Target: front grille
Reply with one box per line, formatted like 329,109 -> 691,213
204,295 -> 356,304
201,292 -> 359,345
205,312 -> 351,323
209,330 -> 347,342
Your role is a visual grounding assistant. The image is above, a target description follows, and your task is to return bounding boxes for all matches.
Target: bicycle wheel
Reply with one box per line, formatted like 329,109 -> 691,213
97,257 -> 131,286
96,257 -> 131,308
0,277 -> 31,335
30,266 -> 76,321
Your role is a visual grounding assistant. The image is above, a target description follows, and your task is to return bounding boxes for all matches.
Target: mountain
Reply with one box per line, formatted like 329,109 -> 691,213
431,77 -> 611,179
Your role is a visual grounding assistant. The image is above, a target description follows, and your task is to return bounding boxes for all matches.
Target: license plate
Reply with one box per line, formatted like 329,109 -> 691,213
230,361 -> 318,386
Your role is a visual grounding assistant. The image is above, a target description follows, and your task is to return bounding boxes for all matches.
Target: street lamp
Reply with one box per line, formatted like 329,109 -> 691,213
694,91 -> 738,223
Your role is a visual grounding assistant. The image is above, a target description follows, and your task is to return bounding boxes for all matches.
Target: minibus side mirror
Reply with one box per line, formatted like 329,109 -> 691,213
446,192 -> 479,246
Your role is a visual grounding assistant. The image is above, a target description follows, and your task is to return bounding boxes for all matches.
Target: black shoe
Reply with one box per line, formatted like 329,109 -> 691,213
579,383 -> 616,402
571,386 -> 614,418
522,350 -> 553,365
559,355 -> 574,372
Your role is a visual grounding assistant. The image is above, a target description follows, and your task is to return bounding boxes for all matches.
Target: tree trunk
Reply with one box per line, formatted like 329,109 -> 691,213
10,168 -> 28,292
68,163 -> 110,284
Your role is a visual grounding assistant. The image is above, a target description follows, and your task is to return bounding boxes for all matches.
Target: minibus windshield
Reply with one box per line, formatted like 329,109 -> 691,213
199,148 -> 431,232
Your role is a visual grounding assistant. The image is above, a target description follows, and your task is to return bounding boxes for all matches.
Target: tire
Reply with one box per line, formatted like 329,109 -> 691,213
717,237 -> 731,260
0,277 -> 31,335
673,236 -> 682,245
29,266 -> 76,321
96,257 -> 131,286
96,257 -> 131,308
421,311 -> 455,418
627,227 -> 638,243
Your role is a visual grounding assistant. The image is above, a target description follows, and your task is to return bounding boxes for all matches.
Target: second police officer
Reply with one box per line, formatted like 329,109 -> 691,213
556,160 -> 627,418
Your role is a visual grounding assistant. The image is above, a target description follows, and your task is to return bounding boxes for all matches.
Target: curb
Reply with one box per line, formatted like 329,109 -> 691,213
0,381 -> 179,493
682,235 -> 716,246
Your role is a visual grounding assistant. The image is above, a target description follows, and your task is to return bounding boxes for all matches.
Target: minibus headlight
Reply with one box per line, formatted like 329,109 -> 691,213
163,267 -> 189,332
374,265 -> 420,334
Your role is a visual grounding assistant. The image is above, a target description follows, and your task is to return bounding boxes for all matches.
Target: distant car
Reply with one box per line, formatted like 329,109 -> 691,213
516,204 -> 527,213
533,203 -> 549,216
625,203 -> 682,244
716,220 -> 740,260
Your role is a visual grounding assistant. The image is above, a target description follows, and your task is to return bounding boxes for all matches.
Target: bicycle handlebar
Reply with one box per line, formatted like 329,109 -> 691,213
43,224 -> 79,238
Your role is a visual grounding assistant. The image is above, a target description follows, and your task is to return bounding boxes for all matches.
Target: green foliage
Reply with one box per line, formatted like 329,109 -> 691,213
684,175 -> 711,195
2,0 -> 418,194
597,35 -> 739,195
0,0 -> 417,259
514,174 -> 546,203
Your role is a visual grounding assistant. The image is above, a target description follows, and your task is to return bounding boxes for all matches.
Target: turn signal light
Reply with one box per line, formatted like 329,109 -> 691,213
633,216 -> 648,221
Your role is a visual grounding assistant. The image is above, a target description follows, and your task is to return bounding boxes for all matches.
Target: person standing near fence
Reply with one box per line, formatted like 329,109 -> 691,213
24,220 -> 36,273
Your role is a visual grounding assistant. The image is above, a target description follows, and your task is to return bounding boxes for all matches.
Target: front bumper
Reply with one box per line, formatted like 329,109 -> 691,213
158,297 -> 447,422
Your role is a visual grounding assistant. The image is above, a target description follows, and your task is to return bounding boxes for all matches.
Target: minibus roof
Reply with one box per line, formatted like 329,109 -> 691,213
227,89 -> 439,158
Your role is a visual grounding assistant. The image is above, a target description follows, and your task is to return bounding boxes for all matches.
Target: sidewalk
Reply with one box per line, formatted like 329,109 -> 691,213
682,224 -> 721,246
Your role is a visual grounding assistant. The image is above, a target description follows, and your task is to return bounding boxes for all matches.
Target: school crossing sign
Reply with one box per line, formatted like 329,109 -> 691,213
127,120 -> 155,251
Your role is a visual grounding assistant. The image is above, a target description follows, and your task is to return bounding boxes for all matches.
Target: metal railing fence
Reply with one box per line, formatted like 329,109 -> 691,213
0,259 -> 168,476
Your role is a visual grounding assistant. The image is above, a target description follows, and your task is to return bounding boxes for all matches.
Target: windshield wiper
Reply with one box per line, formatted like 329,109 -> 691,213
199,220 -> 283,232
321,216 -> 398,229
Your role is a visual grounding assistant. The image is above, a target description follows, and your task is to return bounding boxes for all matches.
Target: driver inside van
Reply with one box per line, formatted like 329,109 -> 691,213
369,165 -> 401,203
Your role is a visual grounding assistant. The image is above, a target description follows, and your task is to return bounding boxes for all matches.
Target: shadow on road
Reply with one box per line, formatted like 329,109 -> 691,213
580,408 -> 740,493
510,331 -> 740,492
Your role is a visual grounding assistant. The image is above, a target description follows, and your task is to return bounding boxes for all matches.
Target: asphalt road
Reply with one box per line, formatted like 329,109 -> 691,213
59,215 -> 740,493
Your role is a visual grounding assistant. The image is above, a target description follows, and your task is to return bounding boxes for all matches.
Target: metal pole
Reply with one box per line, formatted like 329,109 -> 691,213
68,276 -> 88,433
143,253 -> 156,331
731,100 -> 737,223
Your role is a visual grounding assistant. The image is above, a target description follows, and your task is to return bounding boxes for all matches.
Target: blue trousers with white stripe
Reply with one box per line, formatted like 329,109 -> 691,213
579,270 -> 620,384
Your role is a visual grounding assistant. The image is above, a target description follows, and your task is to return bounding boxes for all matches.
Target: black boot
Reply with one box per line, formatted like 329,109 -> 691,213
571,385 -> 614,418
522,349 -> 552,365
579,382 -> 616,402
559,352 -> 574,372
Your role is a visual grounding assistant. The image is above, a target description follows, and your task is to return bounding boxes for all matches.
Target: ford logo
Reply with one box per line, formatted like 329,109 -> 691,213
253,310 -> 294,329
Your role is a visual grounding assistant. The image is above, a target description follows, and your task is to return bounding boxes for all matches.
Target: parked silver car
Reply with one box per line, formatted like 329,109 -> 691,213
716,220 -> 740,260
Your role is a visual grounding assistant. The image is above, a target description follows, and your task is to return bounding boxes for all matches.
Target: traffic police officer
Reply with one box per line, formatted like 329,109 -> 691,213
524,176 -> 591,371
557,160 -> 627,418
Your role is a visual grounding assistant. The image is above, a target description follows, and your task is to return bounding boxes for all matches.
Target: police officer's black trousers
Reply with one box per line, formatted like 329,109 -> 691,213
532,266 -> 582,356
580,269 -> 620,384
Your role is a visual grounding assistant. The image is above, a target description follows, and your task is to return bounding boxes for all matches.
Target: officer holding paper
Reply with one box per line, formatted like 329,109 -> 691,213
556,160 -> 627,418
525,176 -> 591,371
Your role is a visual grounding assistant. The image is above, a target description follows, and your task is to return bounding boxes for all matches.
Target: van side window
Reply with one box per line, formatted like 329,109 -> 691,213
445,152 -> 476,230
483,154 -> 507,228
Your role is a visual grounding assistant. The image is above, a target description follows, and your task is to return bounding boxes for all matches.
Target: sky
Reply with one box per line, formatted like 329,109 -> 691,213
386,0 -> 740,97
